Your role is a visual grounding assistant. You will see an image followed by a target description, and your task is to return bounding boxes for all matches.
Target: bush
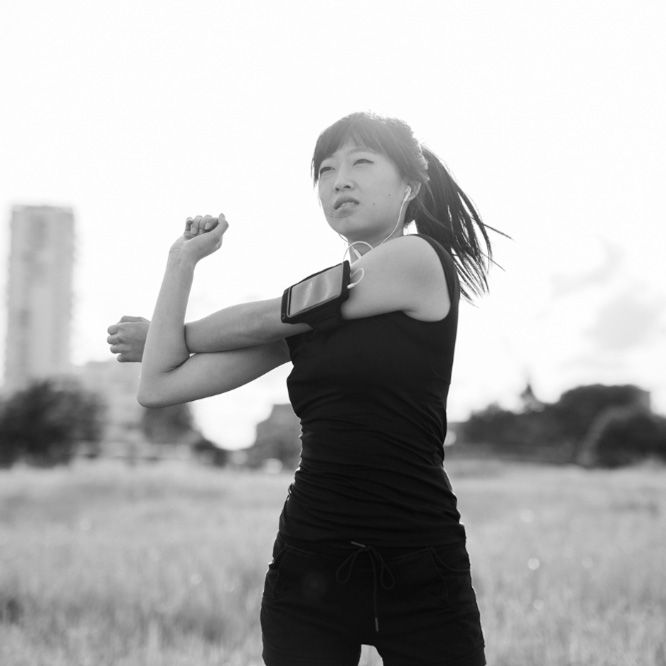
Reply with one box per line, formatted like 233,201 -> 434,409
551,384 -> 649,445
0,378 -> 105,467
140,403 -> 195,444
459,402 -> 566,460
580,407 -> 666,468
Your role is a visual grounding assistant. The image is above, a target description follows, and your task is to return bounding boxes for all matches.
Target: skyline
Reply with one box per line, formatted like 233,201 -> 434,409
1,0 -> 665,448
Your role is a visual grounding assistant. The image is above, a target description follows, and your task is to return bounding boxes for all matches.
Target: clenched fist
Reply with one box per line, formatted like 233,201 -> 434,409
171,213 -> 229,263
107,316 -> 150,362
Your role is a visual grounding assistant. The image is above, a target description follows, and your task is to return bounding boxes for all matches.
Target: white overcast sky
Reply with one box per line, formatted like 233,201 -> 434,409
1,0 -> 665,448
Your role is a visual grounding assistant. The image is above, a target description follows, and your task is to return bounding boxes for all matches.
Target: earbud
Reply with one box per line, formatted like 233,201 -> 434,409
342,185 -> 415,288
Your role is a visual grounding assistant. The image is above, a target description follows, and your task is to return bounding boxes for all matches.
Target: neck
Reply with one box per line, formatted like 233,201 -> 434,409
340,197 -> 411,259
345,228 -> 404,258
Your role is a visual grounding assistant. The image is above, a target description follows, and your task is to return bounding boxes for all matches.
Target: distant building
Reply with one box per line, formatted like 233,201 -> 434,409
74,359 -> 202,460
244,403 -> 301,470
519,381 -> 544,412
74,358 -> 143,444
3,205 -> 75,393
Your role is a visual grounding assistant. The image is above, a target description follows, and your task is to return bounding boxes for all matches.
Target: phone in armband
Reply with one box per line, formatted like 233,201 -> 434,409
281,261 -> 352,331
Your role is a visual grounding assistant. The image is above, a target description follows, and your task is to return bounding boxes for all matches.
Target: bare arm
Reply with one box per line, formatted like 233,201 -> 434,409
184,236 -> 449,352
185,235 -> 450,353
111,233 -> 449,369
138,215 -> 297,407
184,298 -> 310,353
138,340 -> 290,408
136,245 -> 290,406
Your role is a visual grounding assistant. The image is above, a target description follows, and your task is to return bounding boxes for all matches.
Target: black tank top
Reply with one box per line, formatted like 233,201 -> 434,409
278,234 -> 466,547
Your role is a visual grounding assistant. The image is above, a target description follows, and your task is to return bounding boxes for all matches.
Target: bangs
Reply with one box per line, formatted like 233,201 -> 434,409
311,112 -> 421,184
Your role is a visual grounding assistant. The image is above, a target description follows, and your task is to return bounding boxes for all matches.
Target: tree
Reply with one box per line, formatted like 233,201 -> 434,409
460,402 -> 565,461
0,378 -> 105,467
550,384 -> 649,445
140,403 -> 196,444
191,436 -> 230,467
459,383 -> 656,466
578,406 -> 666,468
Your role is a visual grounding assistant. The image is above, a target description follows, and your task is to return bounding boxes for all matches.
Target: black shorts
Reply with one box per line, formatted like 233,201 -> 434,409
260,534 -> 486,666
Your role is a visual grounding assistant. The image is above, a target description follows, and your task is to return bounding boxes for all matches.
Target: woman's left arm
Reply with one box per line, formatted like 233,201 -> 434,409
139,214 -> 312,404
140,250 -> 196,377
139,215 -> 226,393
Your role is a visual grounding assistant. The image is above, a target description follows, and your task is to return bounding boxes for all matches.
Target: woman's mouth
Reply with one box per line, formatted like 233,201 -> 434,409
334,196 -> 360,210
332,201 -> 359,218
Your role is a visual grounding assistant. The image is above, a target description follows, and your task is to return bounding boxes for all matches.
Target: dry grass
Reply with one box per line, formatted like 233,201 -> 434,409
0,458 -> 664,665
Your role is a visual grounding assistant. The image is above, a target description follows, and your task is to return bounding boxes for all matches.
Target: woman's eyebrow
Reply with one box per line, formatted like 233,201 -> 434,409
347,147 -> 377,155
324,146 -> 378,161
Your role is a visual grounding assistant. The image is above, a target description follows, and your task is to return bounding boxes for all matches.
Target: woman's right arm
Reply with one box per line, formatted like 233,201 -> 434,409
138,338 -> 290,408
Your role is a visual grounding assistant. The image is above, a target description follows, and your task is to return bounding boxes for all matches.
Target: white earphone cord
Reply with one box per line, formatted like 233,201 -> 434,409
343,187 -> 412,289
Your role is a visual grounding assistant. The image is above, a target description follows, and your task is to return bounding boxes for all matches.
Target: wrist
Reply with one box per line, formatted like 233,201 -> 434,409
167,247 -> 198,271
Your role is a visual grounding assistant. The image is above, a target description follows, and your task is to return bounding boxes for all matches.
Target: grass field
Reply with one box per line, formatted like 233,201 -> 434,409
0,458 -> 664,665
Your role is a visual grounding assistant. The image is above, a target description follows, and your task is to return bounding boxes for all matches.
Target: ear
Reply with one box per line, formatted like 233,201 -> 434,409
407,182 -> 421,201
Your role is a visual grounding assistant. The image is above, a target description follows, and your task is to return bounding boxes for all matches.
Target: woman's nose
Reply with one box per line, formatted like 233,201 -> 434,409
334,177 -> 353,192
333,166 -> 353,191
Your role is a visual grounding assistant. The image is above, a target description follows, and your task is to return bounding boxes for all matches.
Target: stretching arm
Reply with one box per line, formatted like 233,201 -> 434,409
137,215 -> 304,407
138,250 -> 196,400
185,298 -> 310,353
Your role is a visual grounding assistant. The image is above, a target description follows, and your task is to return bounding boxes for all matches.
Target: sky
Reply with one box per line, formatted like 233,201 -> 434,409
1,0 -> 665,449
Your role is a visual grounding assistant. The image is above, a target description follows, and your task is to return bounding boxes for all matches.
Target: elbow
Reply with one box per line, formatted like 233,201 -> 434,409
137,377 -> 184,409
137,390 -> 160,409
137,390 -> 176,409
137,379 -> 166,409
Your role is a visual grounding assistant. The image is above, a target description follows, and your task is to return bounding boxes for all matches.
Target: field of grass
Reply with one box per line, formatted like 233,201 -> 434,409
0,457 -> 664,666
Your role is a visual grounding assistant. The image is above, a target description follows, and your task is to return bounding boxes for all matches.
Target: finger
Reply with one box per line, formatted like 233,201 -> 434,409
203,215 -> 218,231
218,214 -> 229,232
194,215 -> 203,235
107,324 -> 118,334
120,315 -> 145,322
107,334 -> 118,344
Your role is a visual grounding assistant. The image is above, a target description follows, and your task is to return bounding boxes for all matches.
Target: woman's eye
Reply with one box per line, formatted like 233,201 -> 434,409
319,166 -> 333,175
354,158 -> 373,165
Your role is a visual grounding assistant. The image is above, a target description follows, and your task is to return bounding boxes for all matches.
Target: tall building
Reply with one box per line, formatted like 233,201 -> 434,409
3,205 -> 75,393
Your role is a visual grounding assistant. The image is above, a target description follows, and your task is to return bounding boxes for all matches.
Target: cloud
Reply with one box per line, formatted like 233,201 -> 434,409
550,239 -> 623,299
585,286 -> 665,351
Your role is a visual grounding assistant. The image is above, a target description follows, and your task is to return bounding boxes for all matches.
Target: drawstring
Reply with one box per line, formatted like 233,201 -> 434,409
335,541 -> 396,632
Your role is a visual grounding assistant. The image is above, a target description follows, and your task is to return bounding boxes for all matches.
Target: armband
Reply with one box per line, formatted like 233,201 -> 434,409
281,261 -> 352,331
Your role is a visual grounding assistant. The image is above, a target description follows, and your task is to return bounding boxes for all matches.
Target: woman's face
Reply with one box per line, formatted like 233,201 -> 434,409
317,140 -> 411,246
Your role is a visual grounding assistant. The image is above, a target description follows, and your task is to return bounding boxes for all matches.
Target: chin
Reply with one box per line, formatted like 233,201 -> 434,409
329,217 -> 375,241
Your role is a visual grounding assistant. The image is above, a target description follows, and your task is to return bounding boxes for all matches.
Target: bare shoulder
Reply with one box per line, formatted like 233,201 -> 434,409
360,234 -> 445,270
341,234 -> 451,322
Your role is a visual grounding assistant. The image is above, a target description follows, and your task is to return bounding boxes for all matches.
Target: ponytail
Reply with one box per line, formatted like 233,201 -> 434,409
310,111 -> 508,300
411,147 -> 507,301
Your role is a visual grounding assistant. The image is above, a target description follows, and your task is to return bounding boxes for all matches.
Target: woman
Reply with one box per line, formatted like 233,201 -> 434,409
108,112 -> 503,665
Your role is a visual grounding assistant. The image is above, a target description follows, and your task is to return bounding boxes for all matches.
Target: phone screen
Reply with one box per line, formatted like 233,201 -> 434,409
288,264 -> 344,316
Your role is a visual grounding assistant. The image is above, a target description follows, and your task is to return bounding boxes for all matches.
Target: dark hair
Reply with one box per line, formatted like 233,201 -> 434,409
311,112 -> 508,300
